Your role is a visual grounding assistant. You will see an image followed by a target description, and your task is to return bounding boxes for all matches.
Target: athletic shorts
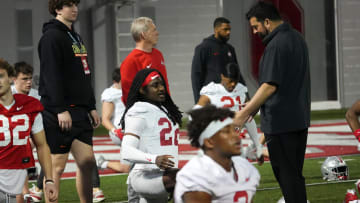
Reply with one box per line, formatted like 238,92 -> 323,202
0,190 -> 16,203
42,108 -> 93,154
128,169 -> 168,202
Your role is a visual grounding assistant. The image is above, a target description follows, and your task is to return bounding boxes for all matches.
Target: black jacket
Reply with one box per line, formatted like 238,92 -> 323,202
191,35 -> 245,103
38,19 -> 96,115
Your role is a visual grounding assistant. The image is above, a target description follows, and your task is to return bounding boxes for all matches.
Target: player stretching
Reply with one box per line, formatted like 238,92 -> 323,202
196,63 -> 263,162
97,68 -> 130,173
0,59 -> 57,203
120,69 -> 182,203
175,105 -> 260,203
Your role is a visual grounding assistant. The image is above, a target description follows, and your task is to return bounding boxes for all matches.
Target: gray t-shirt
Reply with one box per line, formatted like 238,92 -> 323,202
259,22 -> 310,134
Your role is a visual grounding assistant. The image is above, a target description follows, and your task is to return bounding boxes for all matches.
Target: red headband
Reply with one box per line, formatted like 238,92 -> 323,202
141,72 -> 160,87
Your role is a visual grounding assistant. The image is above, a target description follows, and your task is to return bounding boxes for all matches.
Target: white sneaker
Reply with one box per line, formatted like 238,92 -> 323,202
29,184 -> 42,202
93,189 -> 106,202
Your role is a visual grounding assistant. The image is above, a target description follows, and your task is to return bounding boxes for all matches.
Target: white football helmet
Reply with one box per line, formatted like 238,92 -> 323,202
321,156 -> 349,181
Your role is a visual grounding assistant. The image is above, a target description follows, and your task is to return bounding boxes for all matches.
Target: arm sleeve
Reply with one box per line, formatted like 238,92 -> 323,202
121,135 -> 157,164
124,115 -> 147,136
38,34 -> 66,113
31,113 -> 44,134
191,45 -> 206,104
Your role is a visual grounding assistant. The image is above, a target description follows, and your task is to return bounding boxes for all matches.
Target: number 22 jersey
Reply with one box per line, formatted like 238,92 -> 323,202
124,102 -> 179,170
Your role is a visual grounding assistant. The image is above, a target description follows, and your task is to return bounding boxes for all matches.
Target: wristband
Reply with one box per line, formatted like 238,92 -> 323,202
112,128 -> 124,140
45,179 -> 55,184
354,129 -> 360,141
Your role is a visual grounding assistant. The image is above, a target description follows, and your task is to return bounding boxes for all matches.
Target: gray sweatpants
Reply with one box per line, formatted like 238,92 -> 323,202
0,190 -> 16,203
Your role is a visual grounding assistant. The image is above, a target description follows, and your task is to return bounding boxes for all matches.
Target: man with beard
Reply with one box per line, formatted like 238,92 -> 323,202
191,17 -> 246,103
234,2 -> 310,203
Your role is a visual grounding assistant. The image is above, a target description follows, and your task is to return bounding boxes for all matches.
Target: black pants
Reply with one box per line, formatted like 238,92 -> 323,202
265,128 -> 308,203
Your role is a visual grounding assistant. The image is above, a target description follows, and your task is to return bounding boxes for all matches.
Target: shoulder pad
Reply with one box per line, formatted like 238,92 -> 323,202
126,102 -> 151,117
200,82 -> 219,96
233,83 -> 248,94
101,87 -> 122,102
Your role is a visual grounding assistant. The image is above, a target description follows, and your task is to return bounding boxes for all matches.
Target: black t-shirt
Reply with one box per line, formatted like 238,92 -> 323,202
259,22 -> 310,134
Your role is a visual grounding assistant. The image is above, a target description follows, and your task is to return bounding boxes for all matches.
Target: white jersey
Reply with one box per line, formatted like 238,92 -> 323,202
124,102 -> 179,170
101,86 -> 125,128
175,155 -> 260,203
11,85 -> 41,100
200,82 -> 248,112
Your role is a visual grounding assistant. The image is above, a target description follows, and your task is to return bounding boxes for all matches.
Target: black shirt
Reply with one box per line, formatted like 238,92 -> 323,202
38,19 -> 96,115
191,35 -> 246,103
259,22 -> 311,134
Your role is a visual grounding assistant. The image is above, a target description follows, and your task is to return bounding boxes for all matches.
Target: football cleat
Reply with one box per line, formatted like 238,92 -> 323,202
24,194 -> 34,203
344,189 -> 358,203
93,189 -> 106,202
29,184 -> 43,202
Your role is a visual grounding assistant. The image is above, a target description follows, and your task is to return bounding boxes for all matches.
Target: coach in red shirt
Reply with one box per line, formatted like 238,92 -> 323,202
120,17 -> 170,105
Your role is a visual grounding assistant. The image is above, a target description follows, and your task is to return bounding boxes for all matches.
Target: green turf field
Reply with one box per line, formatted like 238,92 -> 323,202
57,108 -> 355,202
40,154 -> 360,203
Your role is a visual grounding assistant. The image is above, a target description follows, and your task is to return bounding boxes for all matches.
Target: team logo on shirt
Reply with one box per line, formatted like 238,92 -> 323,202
146,63 -> 152,69
72,44 -> 87,57
228,51 -> 232,57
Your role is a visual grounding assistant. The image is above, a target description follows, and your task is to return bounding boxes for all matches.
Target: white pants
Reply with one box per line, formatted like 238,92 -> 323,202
128,169 -> 168,203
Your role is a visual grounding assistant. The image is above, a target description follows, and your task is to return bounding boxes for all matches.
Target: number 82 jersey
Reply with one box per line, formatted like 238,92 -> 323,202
0,94 -> 44,169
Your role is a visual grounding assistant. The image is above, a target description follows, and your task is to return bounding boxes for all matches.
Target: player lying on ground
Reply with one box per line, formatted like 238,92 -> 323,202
98,68 -> 130,173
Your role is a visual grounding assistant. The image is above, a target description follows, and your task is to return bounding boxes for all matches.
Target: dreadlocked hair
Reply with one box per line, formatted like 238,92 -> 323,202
120,68 -> 182,129
187,105 -> 234,148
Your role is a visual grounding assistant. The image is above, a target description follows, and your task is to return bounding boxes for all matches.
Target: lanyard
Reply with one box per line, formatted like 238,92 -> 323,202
67,31 -> 87,56
67,31 -> 82,48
